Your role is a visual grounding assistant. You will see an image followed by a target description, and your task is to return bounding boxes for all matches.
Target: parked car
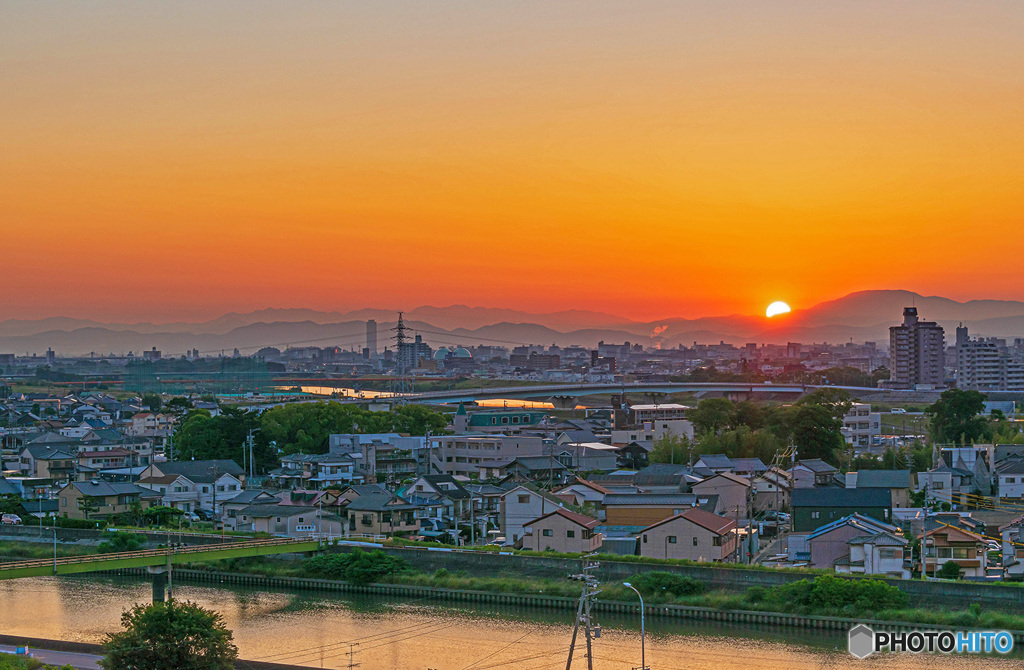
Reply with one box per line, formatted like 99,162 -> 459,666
1,514 -> 23,525
891,408 -> 907,414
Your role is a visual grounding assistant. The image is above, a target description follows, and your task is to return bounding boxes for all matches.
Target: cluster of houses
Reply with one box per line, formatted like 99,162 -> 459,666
4,396 -> 1024,581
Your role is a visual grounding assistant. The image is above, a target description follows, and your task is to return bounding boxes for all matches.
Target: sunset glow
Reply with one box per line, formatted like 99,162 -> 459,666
2,2 -> 1024,322
766,302 -> 792,318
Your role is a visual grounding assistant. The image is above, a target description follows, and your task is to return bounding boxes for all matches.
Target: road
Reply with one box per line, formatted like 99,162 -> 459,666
1,645 -> 102,669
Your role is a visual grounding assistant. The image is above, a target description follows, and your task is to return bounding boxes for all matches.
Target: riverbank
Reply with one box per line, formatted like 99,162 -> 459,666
116,561 -> 1024,641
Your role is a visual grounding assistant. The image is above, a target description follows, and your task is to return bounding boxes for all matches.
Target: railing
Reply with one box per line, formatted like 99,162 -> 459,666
0,537 -> 315,572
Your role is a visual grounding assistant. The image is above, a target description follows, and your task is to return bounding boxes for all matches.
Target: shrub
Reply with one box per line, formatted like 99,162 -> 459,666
98,531 -> 145,554
629,571 -> 706,597
304,549 -> 411,585
936,562 -> 962,580
762,575 -> 908,615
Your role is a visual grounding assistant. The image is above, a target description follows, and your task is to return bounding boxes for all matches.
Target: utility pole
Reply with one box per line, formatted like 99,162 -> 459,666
565,553 -> 601,670
209,463 -> 222,537
345,642 -> 360,669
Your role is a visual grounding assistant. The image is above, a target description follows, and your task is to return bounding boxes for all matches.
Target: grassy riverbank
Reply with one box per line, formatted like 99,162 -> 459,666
187,550 -> 1024,632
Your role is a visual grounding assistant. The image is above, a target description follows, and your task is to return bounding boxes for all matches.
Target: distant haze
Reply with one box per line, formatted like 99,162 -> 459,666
4,290 -> 1024,357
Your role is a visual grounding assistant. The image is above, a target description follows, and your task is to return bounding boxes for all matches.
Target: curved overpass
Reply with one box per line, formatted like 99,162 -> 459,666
403,382 -> 903,404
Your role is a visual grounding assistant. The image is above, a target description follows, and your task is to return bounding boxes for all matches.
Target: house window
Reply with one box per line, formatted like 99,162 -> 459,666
667,536 -> 677,544
276,517 -> 281,522
567,530 -> 575,538
811,512 -> 820,519
542,529 -> 553,537
879,549 -> 901,559
952,548 -> 969,559
692,537 -> 698,546
713,536 -> 722,546
937,548 -> 952,558
298,517 -> 304,523
1009,478 -> 1016,484
643,535 -> 647,543
518,495 -> 530,504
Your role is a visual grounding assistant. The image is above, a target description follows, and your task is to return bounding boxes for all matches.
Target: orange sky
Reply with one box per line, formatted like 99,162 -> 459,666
2,1 -> 1023,323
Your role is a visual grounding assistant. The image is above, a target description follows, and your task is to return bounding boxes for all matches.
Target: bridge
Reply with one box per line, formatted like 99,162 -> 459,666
399,382 -> 923,405
0,537 -> 320,601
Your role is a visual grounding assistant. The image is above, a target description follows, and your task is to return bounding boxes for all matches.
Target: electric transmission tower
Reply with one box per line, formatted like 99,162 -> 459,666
389,312 -> 413,399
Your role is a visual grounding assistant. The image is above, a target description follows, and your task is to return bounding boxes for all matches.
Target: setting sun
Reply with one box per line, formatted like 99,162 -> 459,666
766,301 -> 792,318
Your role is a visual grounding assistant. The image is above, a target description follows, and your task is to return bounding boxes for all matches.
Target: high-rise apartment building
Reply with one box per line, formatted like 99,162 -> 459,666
955,325 -> 1024,392
366,320 -> 377,358
888,307 -> 945,388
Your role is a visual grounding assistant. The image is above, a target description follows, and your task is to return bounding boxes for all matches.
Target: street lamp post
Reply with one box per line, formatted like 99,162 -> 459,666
52,527 -> 58,574
622,582 -> 647,670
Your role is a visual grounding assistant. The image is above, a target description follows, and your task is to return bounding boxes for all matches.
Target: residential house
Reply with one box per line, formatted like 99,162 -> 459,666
790,459 -> 839,488
690,472 -> 751,520
552,443 -> 620,473
478,456 -> 571,484
221,490 -> 281,530
1000,517 -> 1024,580
835,532 -> 910,579
337,485 -> 419,538
639,508 -> 736,562
602,493 -> 721,527
499,485 -> 566,545
753,466 -> 792,513
921,524 -> 988,578
916,464 -> 975,507
521,509 -> 602,553
791,488 -> 892,532
138,460 -> 244,514
135,474 -> 198,512
20,445 -> 76,481
996,458 -> 1024,500
58,480 -> 159,519
270,452 -> 361,490
553,478 -> 612,507
235,504 -> 344,537
850,470 -> 914,508
791,513 -> 901,568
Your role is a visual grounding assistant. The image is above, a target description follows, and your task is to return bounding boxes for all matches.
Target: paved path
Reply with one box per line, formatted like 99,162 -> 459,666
0,644 -> 103,669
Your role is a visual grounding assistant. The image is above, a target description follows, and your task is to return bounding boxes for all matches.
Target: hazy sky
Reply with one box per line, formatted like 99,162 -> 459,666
2,1 -> 1023,322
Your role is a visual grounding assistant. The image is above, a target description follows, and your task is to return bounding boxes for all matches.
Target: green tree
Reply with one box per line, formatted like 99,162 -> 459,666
788,389 -> 852,464
0,494 -> 23,515
78,495 -> 101,520
100,600 -> 238,670
936,561 -> 962,579
141,394 -> 163,412
688,398 -> 735,435
925,389 -> 991,444
98,531 -> 145,554
164,397 -> 194,416
649,433 -> 690,464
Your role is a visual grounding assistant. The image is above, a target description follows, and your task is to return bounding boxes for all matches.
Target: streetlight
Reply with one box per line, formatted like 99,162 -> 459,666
52,526 -> 58,574
622,582 -> 648,670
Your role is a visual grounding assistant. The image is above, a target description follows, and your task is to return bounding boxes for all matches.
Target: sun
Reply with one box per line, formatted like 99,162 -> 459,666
766,301 -> 791,318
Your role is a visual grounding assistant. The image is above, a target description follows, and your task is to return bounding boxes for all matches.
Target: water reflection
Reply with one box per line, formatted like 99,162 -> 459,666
0,576 -> 1017,669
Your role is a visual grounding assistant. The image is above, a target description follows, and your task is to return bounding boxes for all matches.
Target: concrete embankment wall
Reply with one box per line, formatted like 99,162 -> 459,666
0,524 -> 246,546
111,568 -> 1024,643
325,545 -> 1024,610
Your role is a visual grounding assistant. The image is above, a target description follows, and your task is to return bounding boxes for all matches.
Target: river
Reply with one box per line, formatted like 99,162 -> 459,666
0,575 -> 1018,669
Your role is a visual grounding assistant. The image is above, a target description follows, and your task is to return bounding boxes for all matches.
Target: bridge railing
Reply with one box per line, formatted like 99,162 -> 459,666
0,537 -> 316,572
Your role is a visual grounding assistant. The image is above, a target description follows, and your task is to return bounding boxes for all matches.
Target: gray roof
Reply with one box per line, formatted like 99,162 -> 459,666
603,493 -> 715,509
795,459 -> 838,474
67,481 -> 155,497
806,513 -> 899,540
238,504 -> 314,518
696,454 -> 733,468
0,477 -> 20,496
731,458 -> 768,472
157,460 -> 244,483
23,445 -> 77,460
224,490 -> 280,505
848,532 -> 907,547
856,470 -> 911,489
345,492 -> 417,512
792,488 -> 891,508
419,475 -> 471,500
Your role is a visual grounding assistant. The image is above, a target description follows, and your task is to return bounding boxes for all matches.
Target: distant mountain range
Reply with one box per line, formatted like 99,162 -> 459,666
3,290 -> 1024,356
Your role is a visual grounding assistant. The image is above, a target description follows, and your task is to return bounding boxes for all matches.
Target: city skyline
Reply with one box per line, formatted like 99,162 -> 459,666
4,2 -> 1024,322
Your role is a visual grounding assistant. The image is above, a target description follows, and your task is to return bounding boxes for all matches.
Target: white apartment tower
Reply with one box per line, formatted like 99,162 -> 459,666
955,325 -> 1024,392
